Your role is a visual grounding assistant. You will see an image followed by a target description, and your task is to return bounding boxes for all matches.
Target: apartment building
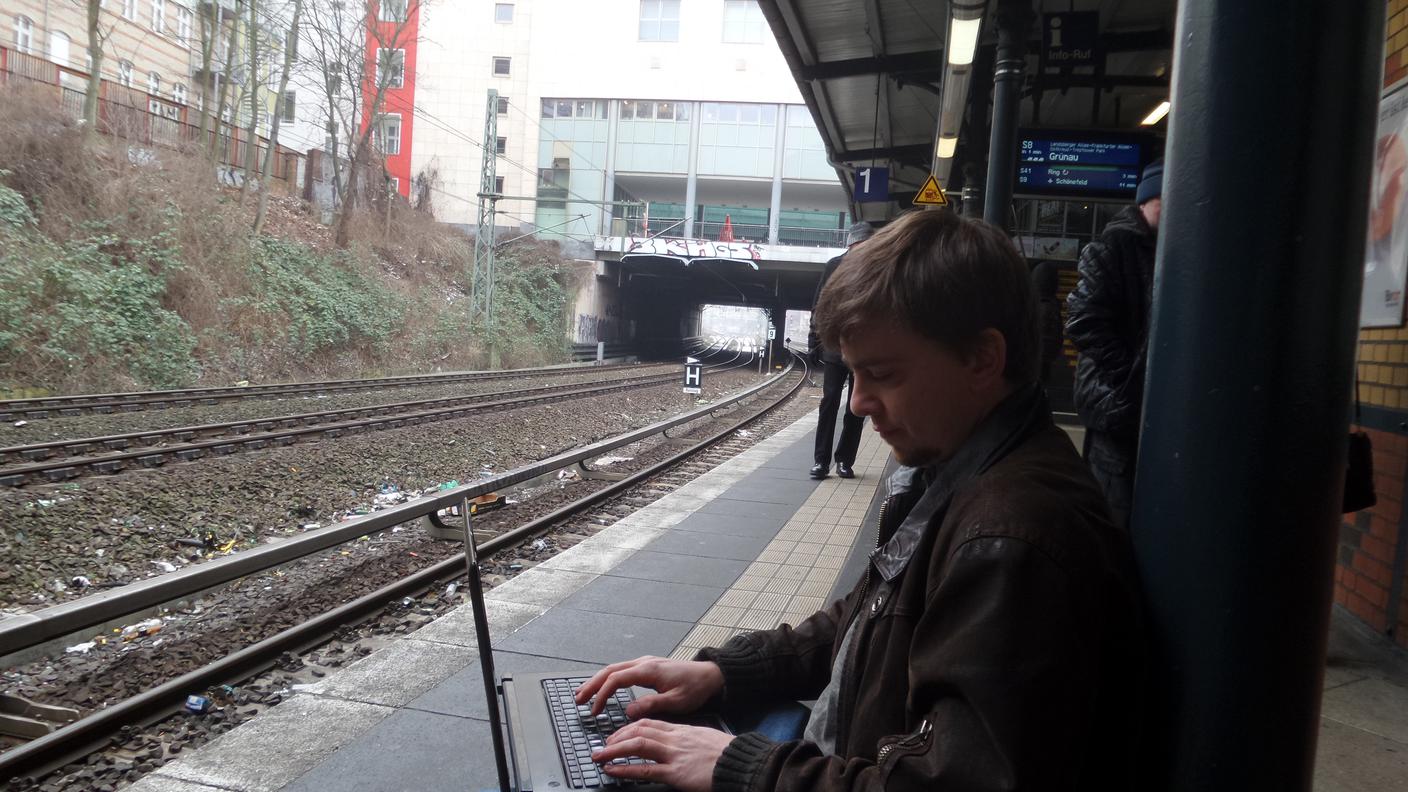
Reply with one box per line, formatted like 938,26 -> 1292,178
400,0 -> 848,245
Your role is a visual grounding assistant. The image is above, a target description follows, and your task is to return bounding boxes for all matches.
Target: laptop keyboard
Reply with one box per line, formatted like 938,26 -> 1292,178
543,677 -> 651,788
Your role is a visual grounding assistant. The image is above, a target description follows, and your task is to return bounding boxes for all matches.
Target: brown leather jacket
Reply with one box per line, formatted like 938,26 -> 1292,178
701,386 -> 1143,792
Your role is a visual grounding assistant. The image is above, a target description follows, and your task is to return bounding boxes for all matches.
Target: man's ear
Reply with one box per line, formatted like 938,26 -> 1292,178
967,328 -> 1008,390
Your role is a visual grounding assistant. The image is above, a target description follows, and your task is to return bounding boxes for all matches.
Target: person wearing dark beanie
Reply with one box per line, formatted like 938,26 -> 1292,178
1064,156 -> 1163,529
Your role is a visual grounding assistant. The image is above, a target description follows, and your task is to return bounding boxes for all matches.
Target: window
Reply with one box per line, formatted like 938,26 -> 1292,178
173,83 -> 187,104
494,3 -> 513,22
284,26 -> 297,59
118,60 -> 133,86
495,136 -> 507,155
281,90 -> 296,122
378,0 -> 407,22
494,175 -> 504,193
377,48 -> 405,88
48,31 -> 70,65
537,165 -> 568,209
177,5 -> 192,42
12,15 -> 33,53
722,0 -> 766,44
151,0 -> 165,33
123,0 -> 137,20
374,114 -> 401,155
638,0 -> 679,41
702,102 -> 773,124
492,56 -> 511,76
148,71 -> 161,94
497,96 -> 509,114
542,98 -> 608,119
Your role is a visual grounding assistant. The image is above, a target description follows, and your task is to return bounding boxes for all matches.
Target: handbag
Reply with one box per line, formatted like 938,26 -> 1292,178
1343,379 -> 1377,514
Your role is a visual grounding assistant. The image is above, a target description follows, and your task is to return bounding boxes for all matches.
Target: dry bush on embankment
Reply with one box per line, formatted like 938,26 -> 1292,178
0,86 -> 573,396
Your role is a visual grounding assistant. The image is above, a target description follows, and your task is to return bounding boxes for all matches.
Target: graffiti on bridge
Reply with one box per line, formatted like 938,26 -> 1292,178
621,236 -> 763,265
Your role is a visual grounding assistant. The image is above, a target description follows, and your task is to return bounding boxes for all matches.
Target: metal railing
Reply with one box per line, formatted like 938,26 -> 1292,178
776,226 -> 847,247
0,46 -> 303,185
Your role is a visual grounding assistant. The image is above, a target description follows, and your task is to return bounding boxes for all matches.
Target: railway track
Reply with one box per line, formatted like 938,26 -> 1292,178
0,354 -> 809,783
0,362 -> 659,422
0,350 -> 744,487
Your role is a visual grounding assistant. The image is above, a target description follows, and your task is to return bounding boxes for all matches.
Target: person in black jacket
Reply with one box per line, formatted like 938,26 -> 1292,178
1031,261 -> 1064,386
806,222 -> 874,479
1065,158 -> 1163,529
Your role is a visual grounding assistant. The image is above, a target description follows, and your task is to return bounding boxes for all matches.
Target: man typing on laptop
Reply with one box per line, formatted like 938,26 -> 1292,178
574,209 -> 1144,792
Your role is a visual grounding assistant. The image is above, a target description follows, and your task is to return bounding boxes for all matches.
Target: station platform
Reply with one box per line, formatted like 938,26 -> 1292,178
123,411 -> 1408,792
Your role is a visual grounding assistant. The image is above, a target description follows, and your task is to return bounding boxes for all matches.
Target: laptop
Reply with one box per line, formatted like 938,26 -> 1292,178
499,671 -> 731,791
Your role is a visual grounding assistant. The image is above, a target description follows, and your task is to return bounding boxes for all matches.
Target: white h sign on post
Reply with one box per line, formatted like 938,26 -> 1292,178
683,356 -> 702,394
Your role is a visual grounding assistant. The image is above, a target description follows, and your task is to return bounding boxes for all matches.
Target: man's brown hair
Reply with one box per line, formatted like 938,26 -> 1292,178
814,209 -> 1039,384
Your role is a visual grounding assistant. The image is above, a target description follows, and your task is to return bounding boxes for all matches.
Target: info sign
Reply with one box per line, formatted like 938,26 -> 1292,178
1041,12 -> 1098,68
853,166 -> 889,203
1016,135 -> 1142,199
1363,82 -> 1408,328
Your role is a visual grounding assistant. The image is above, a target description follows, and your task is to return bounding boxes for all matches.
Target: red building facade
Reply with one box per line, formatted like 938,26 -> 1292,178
363,0 -> 419,198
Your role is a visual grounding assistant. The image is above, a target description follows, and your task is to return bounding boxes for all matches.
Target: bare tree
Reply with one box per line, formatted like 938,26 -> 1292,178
299,0 -> 421,247
194,0 -> 227,154
237,0 -> 261,203
296,0 -> 358,215
209,2 -> 243,163
254,0 -> 304,233
80,0 -> 111,131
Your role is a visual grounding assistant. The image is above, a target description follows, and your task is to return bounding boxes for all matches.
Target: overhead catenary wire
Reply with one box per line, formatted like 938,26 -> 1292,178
408,103 -> 624,210
493,209 -> 597,246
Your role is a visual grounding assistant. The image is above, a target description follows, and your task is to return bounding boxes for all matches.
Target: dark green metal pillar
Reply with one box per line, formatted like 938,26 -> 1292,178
1132,2 -> 1385,789
982,0 -> 1032,227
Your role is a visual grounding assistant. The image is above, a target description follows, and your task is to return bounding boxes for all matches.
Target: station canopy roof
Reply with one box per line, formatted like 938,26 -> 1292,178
759,0 -> 1177,222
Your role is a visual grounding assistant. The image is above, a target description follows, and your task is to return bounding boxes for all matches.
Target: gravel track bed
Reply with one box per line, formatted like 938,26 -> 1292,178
0,368 -> 760,611
0,363 -> 689,448
0,374 -> 819,792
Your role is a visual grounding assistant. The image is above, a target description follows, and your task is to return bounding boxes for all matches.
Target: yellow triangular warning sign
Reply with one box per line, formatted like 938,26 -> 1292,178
913,174 -> 948,207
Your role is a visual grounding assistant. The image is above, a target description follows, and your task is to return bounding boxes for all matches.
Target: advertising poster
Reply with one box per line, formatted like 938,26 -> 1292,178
1363,83 -> 1408,327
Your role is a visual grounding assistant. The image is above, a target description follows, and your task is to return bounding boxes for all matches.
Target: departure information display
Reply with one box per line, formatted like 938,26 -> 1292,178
1015,130 -> 1153,200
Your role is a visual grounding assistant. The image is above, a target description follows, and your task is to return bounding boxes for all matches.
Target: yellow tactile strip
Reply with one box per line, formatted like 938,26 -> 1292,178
671,426 -> 890,659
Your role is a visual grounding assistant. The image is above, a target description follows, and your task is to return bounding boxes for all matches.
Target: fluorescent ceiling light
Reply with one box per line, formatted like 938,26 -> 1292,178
936,135 -> 958,159
948,17 -> 982,66
1141,100 -> 1171,126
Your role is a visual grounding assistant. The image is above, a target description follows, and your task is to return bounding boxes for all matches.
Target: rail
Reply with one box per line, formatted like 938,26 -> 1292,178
0,360 -> 794,655
0,361 -> 649,420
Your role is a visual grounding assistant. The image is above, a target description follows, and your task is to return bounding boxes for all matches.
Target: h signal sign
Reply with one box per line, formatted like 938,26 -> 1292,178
683,358 -> 703,394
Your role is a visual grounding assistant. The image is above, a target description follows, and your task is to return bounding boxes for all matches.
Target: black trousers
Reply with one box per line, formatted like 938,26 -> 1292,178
1084,429 -> 1136,531
814,360 -> 865,468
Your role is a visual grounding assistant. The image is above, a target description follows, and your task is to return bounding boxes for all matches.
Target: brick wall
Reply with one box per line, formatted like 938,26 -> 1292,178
1335,426 -> 1404,642
1335,0 -> 1408,649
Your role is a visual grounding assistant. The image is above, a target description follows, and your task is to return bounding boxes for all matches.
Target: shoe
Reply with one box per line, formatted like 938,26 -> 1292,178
809,464 -> 829,479
836,463 -> 855,479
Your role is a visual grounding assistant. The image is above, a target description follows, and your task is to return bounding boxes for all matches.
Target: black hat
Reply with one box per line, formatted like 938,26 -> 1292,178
1136,158 -> 1163,205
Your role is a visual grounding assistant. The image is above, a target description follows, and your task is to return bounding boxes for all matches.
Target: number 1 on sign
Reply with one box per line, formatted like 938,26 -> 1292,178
859,168 -> 871,194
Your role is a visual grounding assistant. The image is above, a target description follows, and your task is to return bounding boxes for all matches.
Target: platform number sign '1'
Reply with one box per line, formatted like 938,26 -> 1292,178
854,166 -> 889,203
683,357 -> 703,395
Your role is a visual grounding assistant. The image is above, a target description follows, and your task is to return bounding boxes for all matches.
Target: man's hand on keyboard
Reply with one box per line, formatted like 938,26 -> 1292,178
574,656 -> 724,718
592,719 -> 733,792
